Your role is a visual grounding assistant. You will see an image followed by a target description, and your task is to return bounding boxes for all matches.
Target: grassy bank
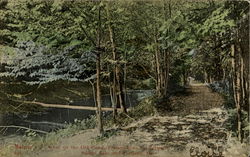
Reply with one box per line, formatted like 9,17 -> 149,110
0,115 -> 97,157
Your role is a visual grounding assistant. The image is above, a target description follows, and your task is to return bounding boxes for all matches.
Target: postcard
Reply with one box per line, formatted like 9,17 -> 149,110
0,0 -> 249,157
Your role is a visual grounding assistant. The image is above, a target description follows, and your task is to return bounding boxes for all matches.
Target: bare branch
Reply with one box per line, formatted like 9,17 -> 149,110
0,125 -> 48,134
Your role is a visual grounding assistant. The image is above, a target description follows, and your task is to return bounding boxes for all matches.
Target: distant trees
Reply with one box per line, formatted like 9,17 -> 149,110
186,1 -> 249,142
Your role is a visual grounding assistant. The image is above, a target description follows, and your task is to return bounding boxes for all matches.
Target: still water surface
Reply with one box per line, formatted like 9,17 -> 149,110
0,90 -> 154,136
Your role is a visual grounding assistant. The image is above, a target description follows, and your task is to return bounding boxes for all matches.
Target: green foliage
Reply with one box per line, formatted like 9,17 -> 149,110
0,0 -> 240,88
24,129 -> 38,143
226,109 -> 249,141
199,6 -> 235,36
186,2 -> 241,82
94,129 -> 117,142
106,96 -> 157,127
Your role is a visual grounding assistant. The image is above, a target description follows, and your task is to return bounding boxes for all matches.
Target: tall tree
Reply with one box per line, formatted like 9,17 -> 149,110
95,1 -> 104,135
105,2 -> 127,121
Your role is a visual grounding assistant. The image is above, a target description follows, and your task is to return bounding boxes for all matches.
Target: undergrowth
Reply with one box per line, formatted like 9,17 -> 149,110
0,115 -> 97,157
221,90 -> 250,143
104,96 -> 157,128
92,96 -> 157,142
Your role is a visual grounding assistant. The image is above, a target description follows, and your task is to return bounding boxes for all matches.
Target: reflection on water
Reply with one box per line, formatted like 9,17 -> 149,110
0,90 -> 154,136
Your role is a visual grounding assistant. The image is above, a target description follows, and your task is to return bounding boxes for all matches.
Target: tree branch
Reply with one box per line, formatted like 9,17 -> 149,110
0,125 -> 48,134
138,64 -> 157,82
12,100 -> 126,111
69,8 -> 96,46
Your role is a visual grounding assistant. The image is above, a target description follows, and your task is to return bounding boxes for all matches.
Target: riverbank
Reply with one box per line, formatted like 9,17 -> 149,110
0,75 -> 156,137
1,84 -> 249,157
0,93 -> 155,157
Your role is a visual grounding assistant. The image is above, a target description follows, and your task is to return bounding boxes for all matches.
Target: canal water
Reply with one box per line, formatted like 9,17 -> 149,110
0,90 -> 154,136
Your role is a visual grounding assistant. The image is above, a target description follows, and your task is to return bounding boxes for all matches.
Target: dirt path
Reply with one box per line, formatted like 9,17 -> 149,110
31,84 -> 248,157
157,84 -> 225,116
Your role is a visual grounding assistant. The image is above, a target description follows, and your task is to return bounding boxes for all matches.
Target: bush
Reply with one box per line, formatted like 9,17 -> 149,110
225,109 -> 249,142
105,96 -> 157,127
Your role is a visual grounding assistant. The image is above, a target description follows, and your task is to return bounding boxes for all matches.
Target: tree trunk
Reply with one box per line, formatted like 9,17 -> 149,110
116,69 -> 126,113
96,3 -> 103,135
163,50 -> 170,97
204,70 -> 208,83
222,69 -> 226,81
161,0 -> 171,98
106,3 -> 127,116
109,67 -> 117,122
107,4 -> 118,119
154,36 -> 162,97
231,44 -> 243,142
238,12 -> 250,119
